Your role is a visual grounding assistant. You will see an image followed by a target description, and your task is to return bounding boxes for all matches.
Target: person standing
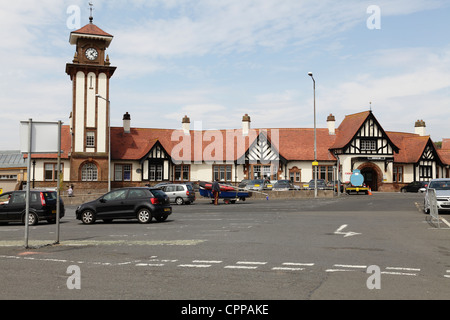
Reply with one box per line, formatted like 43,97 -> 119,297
212,179 -> 221,205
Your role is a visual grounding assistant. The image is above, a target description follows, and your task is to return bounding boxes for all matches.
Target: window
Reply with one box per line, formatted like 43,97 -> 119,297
174,165 -> 190,181
149,165 -> 163,181
104,189 -> 128,201
44,163 -> 63,182
86,132 -> 95,147
419,165 -> 432,179
81,163 -> 98,181
393,166 -> 403,183
115,164 -> 132,182
317,165 -> 333,182
360,139 -> 377,151
213,165 -> 232,182
250,164 -> 277,180
0,175 -> 17,180
289,167 -> 301,183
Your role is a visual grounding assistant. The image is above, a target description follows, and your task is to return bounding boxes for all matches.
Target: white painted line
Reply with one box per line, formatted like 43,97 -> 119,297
136,263 -> 164,267
178,264 -> 211,268
333,264 -> 367,269
325,269 -> 355,272
236,261 -> 267,265
381,271 -> 417,276
192,260 -> 222,264
272,267 -> 305,271
225,265 -> 258,269
444,275 -> 450,278
282,262 -> 315,266
440,217 -> 450,228
385,267 -> 420,272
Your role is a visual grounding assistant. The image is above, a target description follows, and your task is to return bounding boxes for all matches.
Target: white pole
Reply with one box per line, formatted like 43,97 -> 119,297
56,121 -> 62,244
24,119 -> 32,248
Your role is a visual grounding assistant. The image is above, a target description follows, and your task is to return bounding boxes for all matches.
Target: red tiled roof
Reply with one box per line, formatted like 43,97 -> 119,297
442,138 -> 450,150
330,111 -> 370,150
71,23 -> 113,38
110,127 -> 337,162
387,132 -> 429,163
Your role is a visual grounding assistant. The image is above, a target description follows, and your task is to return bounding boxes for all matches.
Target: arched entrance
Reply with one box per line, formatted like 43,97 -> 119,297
358,163 -> 383,191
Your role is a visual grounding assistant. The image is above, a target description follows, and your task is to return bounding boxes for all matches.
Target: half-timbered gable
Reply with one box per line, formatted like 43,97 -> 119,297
341,112 -> 398,156
140,141 -> 172,183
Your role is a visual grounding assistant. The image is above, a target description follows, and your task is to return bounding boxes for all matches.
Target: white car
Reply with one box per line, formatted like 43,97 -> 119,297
423,178 -> 450,213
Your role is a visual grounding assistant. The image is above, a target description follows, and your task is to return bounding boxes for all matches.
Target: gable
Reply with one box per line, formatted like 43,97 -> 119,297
338,112 -> 399,155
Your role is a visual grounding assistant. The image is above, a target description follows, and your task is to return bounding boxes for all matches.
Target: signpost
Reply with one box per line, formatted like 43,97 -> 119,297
20,119 -> 62,248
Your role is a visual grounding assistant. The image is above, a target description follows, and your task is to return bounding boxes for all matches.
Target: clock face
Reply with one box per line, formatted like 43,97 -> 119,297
85,48 -> 98,61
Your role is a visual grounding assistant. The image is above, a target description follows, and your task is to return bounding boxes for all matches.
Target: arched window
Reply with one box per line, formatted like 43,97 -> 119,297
81,163 -> 98,181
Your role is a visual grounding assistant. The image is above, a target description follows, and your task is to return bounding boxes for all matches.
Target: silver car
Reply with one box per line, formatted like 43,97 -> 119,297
424,178 -> 450,213
159,184 -> 196,205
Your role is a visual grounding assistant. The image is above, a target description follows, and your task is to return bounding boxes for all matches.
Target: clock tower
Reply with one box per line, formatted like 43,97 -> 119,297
66,14 -> 116,187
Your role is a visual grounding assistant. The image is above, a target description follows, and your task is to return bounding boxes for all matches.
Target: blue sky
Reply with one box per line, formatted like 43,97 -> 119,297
1,0 -> 449,150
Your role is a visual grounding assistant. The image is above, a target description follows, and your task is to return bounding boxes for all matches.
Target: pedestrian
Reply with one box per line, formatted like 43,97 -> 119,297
68,185 -> 74,197
212,179 -> 221,205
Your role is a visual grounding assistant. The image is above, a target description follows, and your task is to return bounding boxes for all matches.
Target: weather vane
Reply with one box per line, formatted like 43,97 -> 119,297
89,2 -> 94,23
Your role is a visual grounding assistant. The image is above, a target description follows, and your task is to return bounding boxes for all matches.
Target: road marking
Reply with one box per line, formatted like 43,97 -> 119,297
282,262 -> 315,266
325,269 -> 354,272
381,271 -> 417,276
236,261 -> 267,265
224,265 -> 258,269
333,264 -> 367,269
385,267 -> 420,272
136,263 -> 165,267
272,267 -> 305,271
0,239 -> 206,247
440,218 -> 450,228
192,260 -> 222,264
334,225 -> 361,237
178,264 -> 212,268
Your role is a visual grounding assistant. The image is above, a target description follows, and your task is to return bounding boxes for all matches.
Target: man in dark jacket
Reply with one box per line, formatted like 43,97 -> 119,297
212,179 -> 221,205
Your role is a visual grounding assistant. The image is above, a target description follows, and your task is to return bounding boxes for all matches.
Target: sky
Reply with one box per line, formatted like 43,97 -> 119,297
0,0 -> 449,150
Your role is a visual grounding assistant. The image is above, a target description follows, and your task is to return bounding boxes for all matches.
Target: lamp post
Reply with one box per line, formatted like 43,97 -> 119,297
308,72 -> 317,198
96,94 -> 111,192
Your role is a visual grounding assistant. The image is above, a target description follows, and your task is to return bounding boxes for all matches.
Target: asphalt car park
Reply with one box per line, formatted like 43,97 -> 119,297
0,192 -> 449,300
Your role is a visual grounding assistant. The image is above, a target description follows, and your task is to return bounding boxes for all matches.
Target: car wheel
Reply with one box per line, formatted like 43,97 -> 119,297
27,212 -> 38,226
81,210 -> 96,224
137,208 -> 152,224
175,197 -> 184,205
155,214 -> 168,222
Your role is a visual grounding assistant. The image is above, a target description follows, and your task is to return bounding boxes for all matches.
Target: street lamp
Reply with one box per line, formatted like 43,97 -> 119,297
308,72 -> 317,198
96,94 -> 111,192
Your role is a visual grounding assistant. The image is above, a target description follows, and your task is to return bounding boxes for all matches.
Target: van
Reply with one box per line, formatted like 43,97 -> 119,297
159,184 -> 196,205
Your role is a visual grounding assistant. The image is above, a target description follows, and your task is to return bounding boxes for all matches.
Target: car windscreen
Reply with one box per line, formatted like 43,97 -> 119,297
186,184 -> 194,191
429,180 -> 450,190
150,189 -> 167,198
42,192 -> 57,200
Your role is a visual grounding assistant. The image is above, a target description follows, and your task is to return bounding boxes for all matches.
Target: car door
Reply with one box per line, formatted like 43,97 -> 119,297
7,192 -> 27,222
0,193 -> 12,222
123,189 -> 146,217
95,189 -> 129,219
164,185 -> 176,203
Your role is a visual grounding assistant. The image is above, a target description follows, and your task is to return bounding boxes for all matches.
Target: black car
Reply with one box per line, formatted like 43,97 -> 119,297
401,181 -> 428,193
75,187 -> 172,224
0,190 -> 65,225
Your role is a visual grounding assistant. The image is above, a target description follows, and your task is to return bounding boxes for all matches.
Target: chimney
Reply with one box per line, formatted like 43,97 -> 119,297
414,119 -> 426,136
123,112 -> 131,134
182,115 -> 190,135
327,114 -> 336,135
242,114 -> 251,136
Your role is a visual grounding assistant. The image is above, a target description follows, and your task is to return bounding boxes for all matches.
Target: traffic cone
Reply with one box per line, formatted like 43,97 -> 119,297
368,187 -> 372,195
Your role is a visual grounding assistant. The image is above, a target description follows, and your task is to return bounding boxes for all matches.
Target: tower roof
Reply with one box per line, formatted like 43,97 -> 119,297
69,23 -> 113,47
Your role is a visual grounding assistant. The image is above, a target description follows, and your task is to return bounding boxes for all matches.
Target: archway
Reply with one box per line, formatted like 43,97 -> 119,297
358,163 -> 383,191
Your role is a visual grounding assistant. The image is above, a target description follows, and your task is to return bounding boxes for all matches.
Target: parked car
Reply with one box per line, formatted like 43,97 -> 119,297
307,179 -> 328,190
272,180 -> 295,191
245,179 -> 266,191
75,187 -> 171,224
0,190 -> 65,225
329,180 -> 345,193
423,179 -> 450,214
401,181 -> 428,193
158,183 -> 195,205
238,179 -> 251,189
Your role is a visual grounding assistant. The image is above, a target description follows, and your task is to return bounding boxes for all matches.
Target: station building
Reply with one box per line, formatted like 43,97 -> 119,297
20,19 -> 450,194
